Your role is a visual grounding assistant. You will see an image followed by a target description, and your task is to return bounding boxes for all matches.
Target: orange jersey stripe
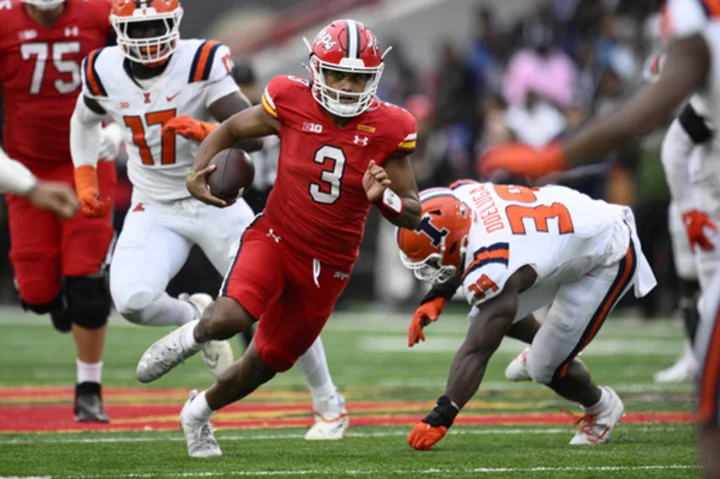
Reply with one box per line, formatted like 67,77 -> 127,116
580,245 -> 635,350
193,40 -> 220,83
700,310 -> 720,422
85,50 -> 103,97
463,249 -> 509,277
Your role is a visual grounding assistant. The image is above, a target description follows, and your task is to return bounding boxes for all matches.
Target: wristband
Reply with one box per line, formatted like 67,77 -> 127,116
422,395 -> 459,428
374,188 -> 404,220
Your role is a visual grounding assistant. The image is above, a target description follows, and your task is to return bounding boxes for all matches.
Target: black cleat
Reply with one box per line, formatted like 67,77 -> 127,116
74,382 -> 110,423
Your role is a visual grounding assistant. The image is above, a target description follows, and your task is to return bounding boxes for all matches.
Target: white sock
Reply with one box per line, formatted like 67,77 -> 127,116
180,320 -> 202,351
183,390 -> 214,427
295,337 -> 336,403
584,387 -> 610,415
77,359 -> 102,384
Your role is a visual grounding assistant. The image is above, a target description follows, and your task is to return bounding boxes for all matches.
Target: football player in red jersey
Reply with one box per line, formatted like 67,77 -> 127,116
136,19 -> 421,456
0,0 -> 121,421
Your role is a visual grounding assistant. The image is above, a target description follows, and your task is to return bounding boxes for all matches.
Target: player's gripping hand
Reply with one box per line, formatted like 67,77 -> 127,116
185,164 -> 228,208
28,181 -> 79,220
480,142 -> 566,179
163,116 -> 218,142
74,165 -> 111,218
409,298 -> 448,347
408,396 -> 458,451
362,160 -> 391,202
683,209 -> 718,251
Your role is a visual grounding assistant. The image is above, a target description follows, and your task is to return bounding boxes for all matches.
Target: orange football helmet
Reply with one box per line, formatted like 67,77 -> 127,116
111,0 -> 183,66
397,188 -> 473,284
303,19 -> 388,117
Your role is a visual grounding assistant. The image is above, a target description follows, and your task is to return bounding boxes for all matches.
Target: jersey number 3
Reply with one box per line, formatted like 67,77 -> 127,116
310,145 -> 346,204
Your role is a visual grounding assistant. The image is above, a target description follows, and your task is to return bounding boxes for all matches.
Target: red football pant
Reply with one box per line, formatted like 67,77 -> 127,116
7,161 -> 116,305
222,215 -> 351,372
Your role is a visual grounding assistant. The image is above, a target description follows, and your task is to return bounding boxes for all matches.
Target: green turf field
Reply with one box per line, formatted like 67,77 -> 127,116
0,307 -> 700,478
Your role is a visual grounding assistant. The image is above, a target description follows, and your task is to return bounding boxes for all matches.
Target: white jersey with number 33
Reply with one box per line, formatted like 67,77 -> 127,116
449,181 -> 655,319
81,39 -> 239,202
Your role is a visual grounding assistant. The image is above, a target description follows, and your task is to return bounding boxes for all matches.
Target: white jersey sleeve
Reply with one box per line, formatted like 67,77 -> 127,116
661,117 -> 699,213
0,147 -> 36,194
188,41 -> 243,108
461,239 -> 511,307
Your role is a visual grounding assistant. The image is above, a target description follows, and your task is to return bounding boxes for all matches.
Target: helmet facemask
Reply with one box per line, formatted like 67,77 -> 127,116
308,55 -> 383,118
399,233 -> 468,285
112,8 -> 183,66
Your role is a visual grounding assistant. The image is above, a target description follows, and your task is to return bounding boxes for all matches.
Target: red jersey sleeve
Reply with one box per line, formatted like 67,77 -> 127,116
261,75 -> 310,123
391,107 -> 417,157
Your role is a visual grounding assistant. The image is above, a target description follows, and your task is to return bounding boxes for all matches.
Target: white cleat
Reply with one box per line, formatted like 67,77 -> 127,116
505,347 -> 531,381
136,320 -> 202,383
180,390 -> 222,458
304,391 -> 349,440
569,387 -> 624,445
180,293 -> 235,379
654,347 -> 699,383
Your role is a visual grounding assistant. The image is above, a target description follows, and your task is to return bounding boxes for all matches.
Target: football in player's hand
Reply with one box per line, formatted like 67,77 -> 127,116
206,148 -> 255,202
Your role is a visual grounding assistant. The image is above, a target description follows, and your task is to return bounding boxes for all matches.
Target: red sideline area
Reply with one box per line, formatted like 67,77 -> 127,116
0,386 -> 695,433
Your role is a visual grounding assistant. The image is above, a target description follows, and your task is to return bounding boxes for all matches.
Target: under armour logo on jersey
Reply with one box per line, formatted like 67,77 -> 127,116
18,29 -> 37,40
0,0 -> 11,10
354,135 -> 369,146
417,216 -> 449,247
267,229 -> 282,243
64,26 -> 79,37
143,92 -> 151,104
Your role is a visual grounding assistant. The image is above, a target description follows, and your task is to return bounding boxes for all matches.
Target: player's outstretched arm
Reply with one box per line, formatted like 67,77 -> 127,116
481,34 -> 711,178
208,92 -> 264,153
409,274 -> 462,347
187,105 -> 278,207
0,147 -> 78,220
364,155 -> 421,229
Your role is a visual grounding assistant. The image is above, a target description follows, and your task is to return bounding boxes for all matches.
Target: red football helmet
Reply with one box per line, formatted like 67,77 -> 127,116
304,19 -> 387,117
111,0 -> 183,66
397,188 -> 473,284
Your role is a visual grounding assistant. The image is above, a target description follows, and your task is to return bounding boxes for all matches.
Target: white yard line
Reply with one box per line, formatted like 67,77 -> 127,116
0,425 -> 687,445
0,464 -> 698,478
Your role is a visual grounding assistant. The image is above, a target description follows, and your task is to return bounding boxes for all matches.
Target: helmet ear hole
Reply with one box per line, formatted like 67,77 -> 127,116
448,241 -> 458,255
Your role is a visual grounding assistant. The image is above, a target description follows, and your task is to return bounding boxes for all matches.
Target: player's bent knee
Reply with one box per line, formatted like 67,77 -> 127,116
525,355 -> 554,385
256,344 -> 296,373
20,293 -> 64,316
113,289 -> 156,325
65,275 -> 111,330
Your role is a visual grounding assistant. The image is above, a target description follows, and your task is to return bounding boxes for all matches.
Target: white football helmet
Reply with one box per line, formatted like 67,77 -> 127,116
110,0 -> 183,66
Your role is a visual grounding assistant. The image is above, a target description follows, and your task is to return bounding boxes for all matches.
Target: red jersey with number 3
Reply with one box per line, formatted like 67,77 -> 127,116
0,0 -> 112,168
260,75 -> 417,266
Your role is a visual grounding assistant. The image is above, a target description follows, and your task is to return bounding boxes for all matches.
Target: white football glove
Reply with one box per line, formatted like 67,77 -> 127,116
98,122 -> 123,160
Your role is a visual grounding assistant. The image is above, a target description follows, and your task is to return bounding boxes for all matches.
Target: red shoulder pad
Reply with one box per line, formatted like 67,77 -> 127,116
262,75 -> 310,121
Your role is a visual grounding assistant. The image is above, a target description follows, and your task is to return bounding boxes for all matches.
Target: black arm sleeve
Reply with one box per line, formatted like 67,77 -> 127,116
420,274 -> 462,305
678,102 -> 714,144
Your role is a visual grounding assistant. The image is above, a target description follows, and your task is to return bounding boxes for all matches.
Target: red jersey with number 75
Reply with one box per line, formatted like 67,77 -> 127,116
0,0 -> 112,169
260,75 -> 417,266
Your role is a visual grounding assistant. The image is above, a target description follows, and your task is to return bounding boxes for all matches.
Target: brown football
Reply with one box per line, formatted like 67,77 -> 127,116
206,148 -> 255,201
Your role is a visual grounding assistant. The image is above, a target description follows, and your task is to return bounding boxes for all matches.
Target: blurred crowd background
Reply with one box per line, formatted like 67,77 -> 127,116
0,0 -> 678,320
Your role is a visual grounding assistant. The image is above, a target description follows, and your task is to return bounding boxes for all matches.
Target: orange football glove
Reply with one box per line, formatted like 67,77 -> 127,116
408,422 -> 448,451
74,165 -> 110,218
162,116 -> 218,142
409,298 -> 448,347
479,142 -> 566,179
683,209 -> 718,252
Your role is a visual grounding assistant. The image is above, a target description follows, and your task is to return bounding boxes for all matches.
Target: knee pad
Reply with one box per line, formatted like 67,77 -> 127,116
20,293 -> 64,315
64,275 -> 111,330
113,289 -> 155,325
525,349 -> 556,385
